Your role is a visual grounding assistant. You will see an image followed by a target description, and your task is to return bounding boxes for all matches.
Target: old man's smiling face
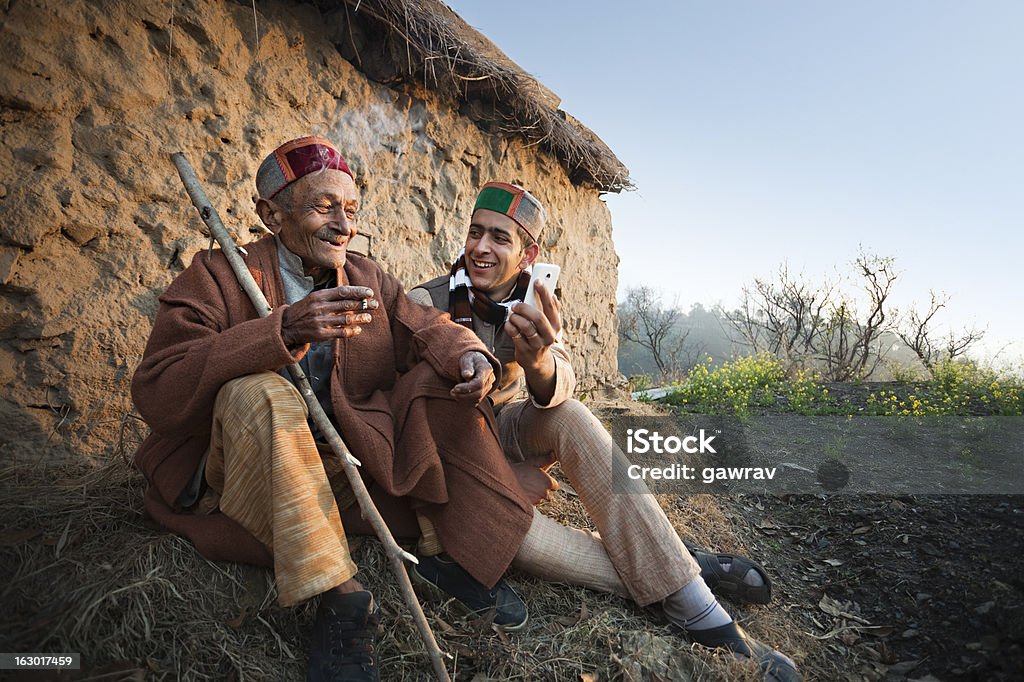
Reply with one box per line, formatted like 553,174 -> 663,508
272,169 -> 360,279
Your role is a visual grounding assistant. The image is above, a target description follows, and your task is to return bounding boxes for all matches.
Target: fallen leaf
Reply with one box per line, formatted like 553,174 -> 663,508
0,528 -> 43,545
980,635 -> 999,650
780,462 -> 814,473
433,615 -> 456,634
861,645 -> 881,661
861,625 -> 894,637
54,517 -> 73,559
974,601 -> 995,615
818,595 -> 871,624
225,607 -> 249,630
823,558 -> 845,567
556,603 -> 589,627
453,643 -> 477,659
839,630 -> 860,645
818,594 -> 847,618
852,526 -> 871,535
560,480 -> 579,497
473,609 -> 496,636
887,660 -> 923,675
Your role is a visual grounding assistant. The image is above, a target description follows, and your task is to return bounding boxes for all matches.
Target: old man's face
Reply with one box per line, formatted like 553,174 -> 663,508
271,169 -> 360,278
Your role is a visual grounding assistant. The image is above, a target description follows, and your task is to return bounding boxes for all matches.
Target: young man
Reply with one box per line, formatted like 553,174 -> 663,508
408,182 -> 801,681
131,140 -> 534,681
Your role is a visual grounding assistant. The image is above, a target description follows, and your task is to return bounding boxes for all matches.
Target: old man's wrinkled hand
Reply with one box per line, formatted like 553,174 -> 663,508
450,350 -> 495,404
281,285 -> 379,346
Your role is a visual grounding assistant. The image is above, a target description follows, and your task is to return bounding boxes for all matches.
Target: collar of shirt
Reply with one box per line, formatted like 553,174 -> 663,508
276,236 -> 315,305
275,236 -> 337,304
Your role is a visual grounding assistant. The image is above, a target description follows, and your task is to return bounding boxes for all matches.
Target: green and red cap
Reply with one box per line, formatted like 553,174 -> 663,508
472,181 -> 547,243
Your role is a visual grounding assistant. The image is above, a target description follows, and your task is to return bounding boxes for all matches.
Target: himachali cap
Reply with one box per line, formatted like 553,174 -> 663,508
472,181 -> 547,242
256,136 -> 353,200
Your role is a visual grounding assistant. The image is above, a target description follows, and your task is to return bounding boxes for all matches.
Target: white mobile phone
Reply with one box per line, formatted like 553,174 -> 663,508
523,263 -> 561,309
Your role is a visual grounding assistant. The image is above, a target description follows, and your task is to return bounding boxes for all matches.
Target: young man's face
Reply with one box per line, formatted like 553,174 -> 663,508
267,169 -> 360,277
464,209 -> 536,299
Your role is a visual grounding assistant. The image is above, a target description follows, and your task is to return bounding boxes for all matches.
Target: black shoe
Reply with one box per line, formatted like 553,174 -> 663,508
307,590 -> 380,682
683,622 -> 801,682
411,554 -> 528,631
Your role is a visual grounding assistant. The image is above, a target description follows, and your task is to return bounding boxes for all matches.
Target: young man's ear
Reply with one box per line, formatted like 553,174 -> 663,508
255,198 -> 285,234
519,242 -> 540,270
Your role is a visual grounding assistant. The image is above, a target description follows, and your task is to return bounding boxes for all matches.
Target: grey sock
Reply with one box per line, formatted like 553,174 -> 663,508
663,578 -> 733,631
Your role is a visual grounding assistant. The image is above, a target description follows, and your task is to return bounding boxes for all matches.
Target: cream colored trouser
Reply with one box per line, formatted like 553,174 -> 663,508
204,372 -> 358,607
503,399 -> 701,606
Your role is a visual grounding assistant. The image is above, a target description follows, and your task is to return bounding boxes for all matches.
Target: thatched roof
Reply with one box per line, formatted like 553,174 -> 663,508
321,0 -> 633,192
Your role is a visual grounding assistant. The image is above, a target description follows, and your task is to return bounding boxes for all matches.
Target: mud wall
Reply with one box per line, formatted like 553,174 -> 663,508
0,0 -> 621,460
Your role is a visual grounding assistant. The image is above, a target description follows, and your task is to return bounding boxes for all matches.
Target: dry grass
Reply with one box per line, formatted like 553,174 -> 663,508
0,441 -> 813,681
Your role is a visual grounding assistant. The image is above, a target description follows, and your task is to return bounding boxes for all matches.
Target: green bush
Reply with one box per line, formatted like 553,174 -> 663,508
662,355 -> 1023,417
663,354 -> 831,416
866,360 -> 1023,416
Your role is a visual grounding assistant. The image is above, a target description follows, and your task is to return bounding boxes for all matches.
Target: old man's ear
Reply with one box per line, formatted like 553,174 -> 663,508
255,197 -> 284,234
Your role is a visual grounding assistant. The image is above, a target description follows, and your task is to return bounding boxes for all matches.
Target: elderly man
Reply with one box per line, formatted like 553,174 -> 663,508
131,138 -> 535,682
407,182 -> 801,681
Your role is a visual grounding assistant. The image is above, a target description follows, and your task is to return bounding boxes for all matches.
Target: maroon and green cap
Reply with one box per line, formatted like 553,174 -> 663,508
472,181 -> 547,242
256,136 -> 352,200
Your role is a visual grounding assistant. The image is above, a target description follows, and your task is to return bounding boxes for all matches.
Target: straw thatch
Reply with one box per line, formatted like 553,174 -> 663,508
319,0 -> 633,192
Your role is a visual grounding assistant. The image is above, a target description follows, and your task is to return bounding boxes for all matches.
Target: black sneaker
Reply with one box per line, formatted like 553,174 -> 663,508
411,554 -> 528,631
307,590 -> 380,682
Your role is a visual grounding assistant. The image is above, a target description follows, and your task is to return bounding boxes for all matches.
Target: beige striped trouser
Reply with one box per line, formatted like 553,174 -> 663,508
502,398 -> 701,606
203,372 -> 357,607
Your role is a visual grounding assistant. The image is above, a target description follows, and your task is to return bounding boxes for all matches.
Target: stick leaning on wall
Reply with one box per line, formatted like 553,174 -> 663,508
170,152 -> 452,682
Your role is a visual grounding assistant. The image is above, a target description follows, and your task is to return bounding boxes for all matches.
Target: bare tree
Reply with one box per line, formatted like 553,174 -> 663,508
725,264 -> 835,369
818,253 -> 897,381
618,286 -> 695,379
725,252 -> 899,381
898,291 -> 985,371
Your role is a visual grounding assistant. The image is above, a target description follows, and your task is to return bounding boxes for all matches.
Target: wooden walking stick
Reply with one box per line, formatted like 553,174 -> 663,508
170,152 -> 452,682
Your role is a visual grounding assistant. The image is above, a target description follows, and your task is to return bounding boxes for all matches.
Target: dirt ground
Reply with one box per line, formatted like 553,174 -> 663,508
715,492 -> 1024,681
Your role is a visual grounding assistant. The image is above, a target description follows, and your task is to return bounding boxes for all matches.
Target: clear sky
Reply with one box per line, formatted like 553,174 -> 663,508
445,1 -> 1023,367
